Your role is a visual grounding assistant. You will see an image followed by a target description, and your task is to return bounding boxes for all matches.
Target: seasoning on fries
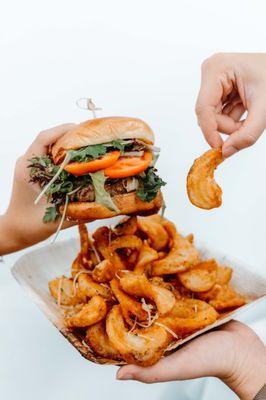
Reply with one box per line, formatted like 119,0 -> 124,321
187,148 -> 224,210
49,215 -> 246,366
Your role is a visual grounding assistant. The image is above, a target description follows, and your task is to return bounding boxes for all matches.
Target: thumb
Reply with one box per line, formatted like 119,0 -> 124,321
116,333 -> 223,383
25,123 -> 76,157
222,104 -> 266,157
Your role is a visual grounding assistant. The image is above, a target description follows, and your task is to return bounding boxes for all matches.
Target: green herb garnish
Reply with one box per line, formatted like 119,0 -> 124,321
43,206 -> 59,223
137,167 -> 166,202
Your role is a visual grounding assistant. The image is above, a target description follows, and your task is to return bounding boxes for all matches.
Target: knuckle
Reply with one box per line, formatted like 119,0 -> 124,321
242,133 -> 256,147
140,375 -> 158,384
195,103 -> 204,116
201,52 -> 228,71
37,130 -> 47,143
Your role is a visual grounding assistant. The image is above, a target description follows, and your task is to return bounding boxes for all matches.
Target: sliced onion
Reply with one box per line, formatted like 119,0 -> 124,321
145,144 -> 161,153
123,151 -> 144,157
123,177 -> 139,192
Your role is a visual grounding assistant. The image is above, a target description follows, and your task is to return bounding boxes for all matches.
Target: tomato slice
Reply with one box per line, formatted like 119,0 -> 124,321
64,151 -> 121,176
104,151 -> 152,179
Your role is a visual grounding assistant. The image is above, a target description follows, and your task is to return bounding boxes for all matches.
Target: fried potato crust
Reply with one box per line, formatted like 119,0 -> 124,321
92,259 -> 114,283
86,321 -> 122,361
49,276 -> 86,306
160,298 -> 218,336
152,232 -> 200,275
137,215 -> 169,250
120,272 -> 175,316
134,241 -> 158,274
78,274 -> 111,299
216,265 -> 233,285
178,259 -> 218,292
65,295 -> 107,328
110,279 -> 147,325
187,148 -> 224,210
106,305 -> 170,367
198,284 -> 246,311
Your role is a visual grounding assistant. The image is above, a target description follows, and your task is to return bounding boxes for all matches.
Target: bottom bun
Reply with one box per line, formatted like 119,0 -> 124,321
61,191 -> 163,222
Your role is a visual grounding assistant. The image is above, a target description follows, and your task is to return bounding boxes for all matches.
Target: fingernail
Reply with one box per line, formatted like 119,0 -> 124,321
222,145 -> 238,157
117,373 -> 134,381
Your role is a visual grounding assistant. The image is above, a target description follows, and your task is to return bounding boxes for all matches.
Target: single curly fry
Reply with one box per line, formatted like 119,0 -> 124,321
187,148 -> 224,210
198,284 -> 246,311
152,232 -> 200,275
92,259 -> 114,283
120,273 -> 175,316
77,224 -> 99,268
216,265 -> 232,285
86,321 -> 122,361
71,255 -> 84,278
49,276 -> 86,306
78,274 -> 111,299
134,241 -> 158,274
71,254 -> 94,278
137,215 -> 169,250
150,277 -> 181,300
93,226 -> 125,273
78,224 -> 90,256
110,279 -> 147,325
178,259 -> 218,292
160,219 -> 177,239
109,235 -> 142,253
114,216 -> 138,236
65,295 -> 107,328
160,298 -> 218,337
106,305 -> 170,366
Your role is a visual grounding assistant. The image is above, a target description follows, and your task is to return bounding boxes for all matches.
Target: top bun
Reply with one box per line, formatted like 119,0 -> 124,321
51,117 -> 155,164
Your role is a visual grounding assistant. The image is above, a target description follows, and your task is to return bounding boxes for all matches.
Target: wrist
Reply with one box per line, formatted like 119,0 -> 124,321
224,351 -> 266,400
0,213 -> 30,255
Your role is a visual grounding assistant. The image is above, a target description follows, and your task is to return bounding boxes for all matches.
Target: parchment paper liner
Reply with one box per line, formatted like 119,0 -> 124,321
12,238 -> 266,365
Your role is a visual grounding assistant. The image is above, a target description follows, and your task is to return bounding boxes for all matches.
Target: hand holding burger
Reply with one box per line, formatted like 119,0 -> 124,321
0,124 -> 76,255
30,116 -> 165,223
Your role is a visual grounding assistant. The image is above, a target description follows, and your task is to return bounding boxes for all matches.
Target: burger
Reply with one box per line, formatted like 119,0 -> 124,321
29,116 -> 166,223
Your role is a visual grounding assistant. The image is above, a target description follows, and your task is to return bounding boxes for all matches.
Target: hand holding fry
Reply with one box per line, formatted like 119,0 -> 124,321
196,53 -> 266,157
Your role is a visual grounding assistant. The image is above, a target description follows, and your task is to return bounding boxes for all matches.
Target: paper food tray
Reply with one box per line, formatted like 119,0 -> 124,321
12,237 -> 266,365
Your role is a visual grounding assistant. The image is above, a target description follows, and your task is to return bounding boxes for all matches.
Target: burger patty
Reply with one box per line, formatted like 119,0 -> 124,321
70,178 -> 139,202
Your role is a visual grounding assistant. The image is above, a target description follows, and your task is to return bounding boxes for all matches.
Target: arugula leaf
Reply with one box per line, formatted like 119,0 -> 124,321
90,171 -> 119,212
136,167 -> 166,202
70,144 -> 107,162
43,206 -> 59,223
68,139 -> 135,163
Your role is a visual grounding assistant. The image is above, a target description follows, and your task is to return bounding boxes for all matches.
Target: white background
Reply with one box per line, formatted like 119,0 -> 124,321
0,1 -> 265,399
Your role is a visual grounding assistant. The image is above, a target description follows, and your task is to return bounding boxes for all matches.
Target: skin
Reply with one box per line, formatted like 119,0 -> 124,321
195,53 -> 266,157
0,124 -> 76,255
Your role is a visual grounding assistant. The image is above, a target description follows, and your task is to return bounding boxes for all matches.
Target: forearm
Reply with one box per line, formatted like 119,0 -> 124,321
0,214 -> 29,255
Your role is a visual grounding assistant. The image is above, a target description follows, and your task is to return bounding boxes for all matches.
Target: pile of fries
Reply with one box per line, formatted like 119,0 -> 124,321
49,215 -> 246,366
